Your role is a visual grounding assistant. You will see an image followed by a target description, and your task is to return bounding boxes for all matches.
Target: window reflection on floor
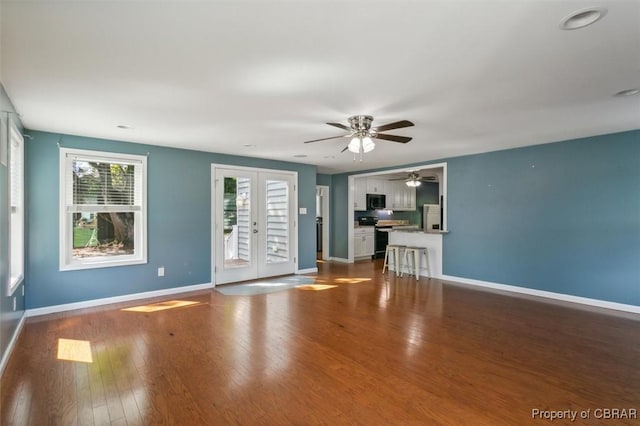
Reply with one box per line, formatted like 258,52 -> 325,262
296,284 -> 338,291
121,300 -> 201,313
57,338 -> 93,363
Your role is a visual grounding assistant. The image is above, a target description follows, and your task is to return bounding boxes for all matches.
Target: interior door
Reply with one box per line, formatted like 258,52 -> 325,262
213,166 -> 296,285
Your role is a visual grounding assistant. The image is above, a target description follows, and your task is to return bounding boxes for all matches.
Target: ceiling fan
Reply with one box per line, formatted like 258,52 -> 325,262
389,171 -> 437,187
303,115 -> 414,161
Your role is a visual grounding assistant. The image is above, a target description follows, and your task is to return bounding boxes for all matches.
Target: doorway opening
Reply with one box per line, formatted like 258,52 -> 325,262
316,185 -> 330,261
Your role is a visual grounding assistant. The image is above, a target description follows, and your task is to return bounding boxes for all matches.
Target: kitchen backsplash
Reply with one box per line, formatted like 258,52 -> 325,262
354,209 -> 421,225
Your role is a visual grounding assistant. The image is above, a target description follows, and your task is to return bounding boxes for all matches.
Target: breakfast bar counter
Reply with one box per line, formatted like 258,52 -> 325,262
387,229 -> 444,278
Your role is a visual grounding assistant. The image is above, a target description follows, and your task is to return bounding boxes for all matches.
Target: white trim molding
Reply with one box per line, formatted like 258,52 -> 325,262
26,283 -> 213,317
0,313 -> 26,377
59,147 -> 148,271
296,267 -> 318,274
441,275 -> 640,315
328,257 -> 350,263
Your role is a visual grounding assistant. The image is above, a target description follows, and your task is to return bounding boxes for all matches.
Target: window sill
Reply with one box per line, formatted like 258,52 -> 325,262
60,257 -> 147,272
9,274 -> 23,296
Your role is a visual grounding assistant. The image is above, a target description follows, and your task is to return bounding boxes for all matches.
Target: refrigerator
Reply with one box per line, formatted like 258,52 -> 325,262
423,204 -> 441,231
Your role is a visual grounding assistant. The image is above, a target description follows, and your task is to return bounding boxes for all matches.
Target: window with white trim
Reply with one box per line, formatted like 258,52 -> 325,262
8,119 -> 24,293
60,148 -> 147,270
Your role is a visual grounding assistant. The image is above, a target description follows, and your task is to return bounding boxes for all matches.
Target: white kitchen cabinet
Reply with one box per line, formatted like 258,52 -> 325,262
353,227 -> 374,259
354,178 -> 367,211
366,178 -> 386,195
389,182 -> 416,211
384,180 -> 395,204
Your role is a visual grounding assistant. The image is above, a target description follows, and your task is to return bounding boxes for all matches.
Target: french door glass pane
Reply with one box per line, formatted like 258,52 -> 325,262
223,176 -> 251,268
265,179 -> 288,264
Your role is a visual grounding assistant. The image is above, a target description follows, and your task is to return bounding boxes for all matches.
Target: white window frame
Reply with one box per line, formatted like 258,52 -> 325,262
8,119 -> 24,294
59,147 -> 147,271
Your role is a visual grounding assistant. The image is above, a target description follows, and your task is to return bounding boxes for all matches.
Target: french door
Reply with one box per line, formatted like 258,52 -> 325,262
212,165 -> 296,285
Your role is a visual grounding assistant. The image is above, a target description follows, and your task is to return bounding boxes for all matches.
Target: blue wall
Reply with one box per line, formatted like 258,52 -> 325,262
25,131 -> 317,309
331,130 -> 640,306
316,173 -> 331,186
0,84 -> 25,368
444,130 -> 640,305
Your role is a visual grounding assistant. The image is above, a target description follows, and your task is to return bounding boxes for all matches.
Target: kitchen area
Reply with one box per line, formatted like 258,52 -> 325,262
352,165 -> 447,278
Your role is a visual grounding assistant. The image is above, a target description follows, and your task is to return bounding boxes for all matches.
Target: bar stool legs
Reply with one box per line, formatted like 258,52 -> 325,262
400,247 -> 429,280
382,245 -> 404,276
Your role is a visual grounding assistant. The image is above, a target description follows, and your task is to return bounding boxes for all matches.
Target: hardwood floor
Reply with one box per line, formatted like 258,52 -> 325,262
2,260 -> 639,425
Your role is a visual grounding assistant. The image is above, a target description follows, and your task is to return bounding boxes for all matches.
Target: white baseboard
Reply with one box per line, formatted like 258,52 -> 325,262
297,267 -> 318,274
329,257 -> 350,263
26,282 -> 214,317
0,313 -> 26,378
441,275 -> 640,314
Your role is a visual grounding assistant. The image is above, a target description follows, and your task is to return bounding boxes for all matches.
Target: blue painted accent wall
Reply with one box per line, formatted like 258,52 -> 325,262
331,130 -> 640,306
316,173 -> 331,186
330,174 -> 349,259
444,130 -> 640,305
25,131 -> 317,309
0,84 -> 25,367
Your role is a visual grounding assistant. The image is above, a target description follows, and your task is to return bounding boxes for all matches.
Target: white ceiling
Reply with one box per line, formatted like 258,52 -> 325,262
2,1 -> 639,174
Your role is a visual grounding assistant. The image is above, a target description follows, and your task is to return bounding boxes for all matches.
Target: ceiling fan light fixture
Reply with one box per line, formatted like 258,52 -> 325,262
362,136 -> 375,153
348,136 -> 376,154
348,137 -> 361,153
406,179 -> 421,187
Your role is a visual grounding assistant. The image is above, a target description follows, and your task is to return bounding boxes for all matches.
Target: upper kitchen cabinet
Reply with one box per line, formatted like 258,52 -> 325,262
354,177 -> 367,211
389,181 -> 416,211
366,178 -> 386,194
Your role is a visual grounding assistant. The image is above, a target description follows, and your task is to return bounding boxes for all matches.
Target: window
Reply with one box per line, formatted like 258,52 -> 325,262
60,148 -> 147,270
8,119 -> 24,293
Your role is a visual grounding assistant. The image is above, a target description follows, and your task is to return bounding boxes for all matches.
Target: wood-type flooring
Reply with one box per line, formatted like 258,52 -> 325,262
1,259 -> 639,425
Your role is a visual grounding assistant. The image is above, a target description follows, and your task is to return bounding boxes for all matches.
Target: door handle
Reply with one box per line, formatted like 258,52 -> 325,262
253,229 -> 258,233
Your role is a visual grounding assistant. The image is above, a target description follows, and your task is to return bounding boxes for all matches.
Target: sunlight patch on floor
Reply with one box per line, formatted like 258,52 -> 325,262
122,300 -> 201,313
57,338 -> 93,363
334,277 -> 372,284
296,284 -> 338,291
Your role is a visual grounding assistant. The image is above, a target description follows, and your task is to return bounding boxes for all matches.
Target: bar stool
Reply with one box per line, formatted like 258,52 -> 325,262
382,244 -> 405,276
400,246 -> 429,280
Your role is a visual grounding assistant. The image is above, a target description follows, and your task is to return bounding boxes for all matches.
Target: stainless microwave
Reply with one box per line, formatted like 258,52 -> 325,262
366,193 -> 386,210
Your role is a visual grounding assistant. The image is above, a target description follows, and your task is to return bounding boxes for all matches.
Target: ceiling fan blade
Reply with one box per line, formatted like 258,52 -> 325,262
303,135 -> 347,144
374,120 -> 414,132
341,146 -> 349,153
374,133 -> 412,143
327,122 -> 350,131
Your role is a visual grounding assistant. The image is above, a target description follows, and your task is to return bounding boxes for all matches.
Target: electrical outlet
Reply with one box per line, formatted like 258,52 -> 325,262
22,286 -> 24,296
158,267 -> 165,277
13,297 -> 16,311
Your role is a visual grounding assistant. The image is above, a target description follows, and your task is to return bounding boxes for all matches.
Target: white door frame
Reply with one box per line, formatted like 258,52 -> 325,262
211,164 -> 298,286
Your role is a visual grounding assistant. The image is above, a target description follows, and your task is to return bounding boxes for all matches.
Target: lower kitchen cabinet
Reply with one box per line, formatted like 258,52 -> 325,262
354,227 -> 375,259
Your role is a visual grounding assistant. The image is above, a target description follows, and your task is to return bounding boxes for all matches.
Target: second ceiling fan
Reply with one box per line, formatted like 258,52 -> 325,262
389,171 -> 437,187
303,115 -> 414,160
